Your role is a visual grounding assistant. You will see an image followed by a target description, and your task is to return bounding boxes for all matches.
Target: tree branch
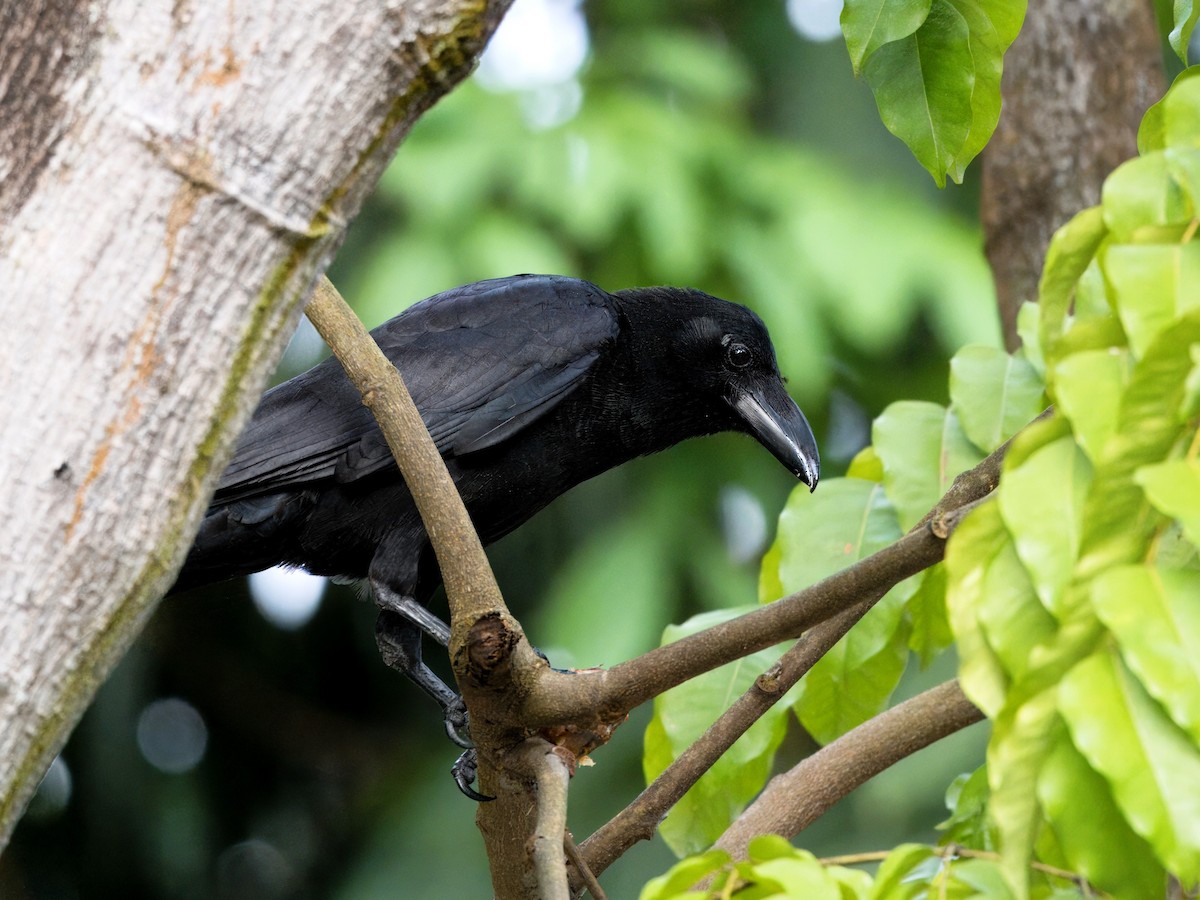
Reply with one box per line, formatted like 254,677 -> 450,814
711,680 -> 982,863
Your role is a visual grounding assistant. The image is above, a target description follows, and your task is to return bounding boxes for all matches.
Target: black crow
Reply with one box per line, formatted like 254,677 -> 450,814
172,274 -> 818,769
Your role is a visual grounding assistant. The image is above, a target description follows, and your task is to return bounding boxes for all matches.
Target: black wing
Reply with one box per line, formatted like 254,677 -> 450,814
213,275 -> 619,504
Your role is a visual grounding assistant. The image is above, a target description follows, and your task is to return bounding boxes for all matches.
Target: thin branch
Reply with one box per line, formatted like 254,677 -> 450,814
565,832 -> 608,900
576,597 -> 875,882
711,680 -> 983,862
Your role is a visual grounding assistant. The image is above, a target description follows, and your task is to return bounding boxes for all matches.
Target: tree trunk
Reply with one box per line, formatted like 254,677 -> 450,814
981,0 -> 1164,349
0,0 -> 508,847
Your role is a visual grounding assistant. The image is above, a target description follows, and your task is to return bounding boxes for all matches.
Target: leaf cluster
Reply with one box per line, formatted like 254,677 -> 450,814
640,62 -> 1200,900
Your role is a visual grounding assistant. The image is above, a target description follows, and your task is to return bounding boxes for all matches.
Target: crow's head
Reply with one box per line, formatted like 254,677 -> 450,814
615,287 -> 820,492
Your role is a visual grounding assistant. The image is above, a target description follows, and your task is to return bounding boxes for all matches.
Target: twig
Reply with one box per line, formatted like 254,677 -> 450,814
711,680 -> 983,861
565,831 -> 608,900
576,597 -> 875,882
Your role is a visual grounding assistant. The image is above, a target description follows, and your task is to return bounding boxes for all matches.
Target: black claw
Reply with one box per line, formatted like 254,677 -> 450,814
444,697 -> 474,749
452,749 -> 494,802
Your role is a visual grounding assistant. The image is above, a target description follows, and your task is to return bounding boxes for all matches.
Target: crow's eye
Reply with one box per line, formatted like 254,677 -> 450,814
726,341 -> 753,369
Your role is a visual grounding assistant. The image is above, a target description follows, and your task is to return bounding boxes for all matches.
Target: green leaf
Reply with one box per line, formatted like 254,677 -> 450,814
847,444 -> 885,482
996,436 -> 1092,616
647,608 -> 793,856
841,0 -> 933,75
938,766 -> 994,851
639,849 -> 731,900
868,844 -> 939,900
945,501 -> 1011,717
907,563 -> 954,666
863,0 -> 974,188
1093,565 -> 1200,746
773,478 -> 904,594
1101,243 -> 1200,358
874,402 -> 985,530
949,345 -> 1046,453
1138,458 -> 1200,548
798,591 -> 912,743
1051,348 -> 1131,464
1038,734 -> 1167,900
1076,312 -> 1200,580
737,843 -> 852,899
987,688 -> 1060,897
770,479 -> 915,742
1059,650 -> 1200,881
1037,206 -> 1108,361
943,0 -> 1026,184
1140,67 -> 1200,153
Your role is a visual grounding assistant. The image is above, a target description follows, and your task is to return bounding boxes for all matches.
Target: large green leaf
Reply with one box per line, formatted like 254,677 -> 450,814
1076,313 -> 1200,580
944,0 -> 1025,184
1093,565 -> 1200,746
987,688 -> 1060,897
769,479 -> 915,743
949,345 -> 1045,453
1051,348 -> 1131,464
945,500 -> 1011,717
772,478 -> 903,591
1059,650 -> 1200,881
1037,732 -> 1168,900
646,608 -> 793,857
863,0 -> 974,188
1137,457 -> 1200,548
996,436 -> 1092,616
797,592 -> 912,744
1036,206 -> 1108,362
854,0 -> 1024,186
841,0 -> 933,75
906,563 -> 954,666
1139,67 -> 1200,154
874,402 -> 984,530
1100,242 -> 1200,358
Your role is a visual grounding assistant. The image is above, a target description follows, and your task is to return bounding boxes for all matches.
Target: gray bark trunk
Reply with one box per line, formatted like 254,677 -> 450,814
0,0 -> 508,846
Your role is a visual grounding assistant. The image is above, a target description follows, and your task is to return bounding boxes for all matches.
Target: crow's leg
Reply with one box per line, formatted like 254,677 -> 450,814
373,582 -> 450,647
373,606 -> 471,748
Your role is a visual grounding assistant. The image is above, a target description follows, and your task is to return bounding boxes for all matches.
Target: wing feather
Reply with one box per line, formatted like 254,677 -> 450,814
214,275 -> 617,503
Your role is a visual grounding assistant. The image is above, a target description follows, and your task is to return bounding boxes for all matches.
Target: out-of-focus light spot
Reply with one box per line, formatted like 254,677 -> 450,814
786,0 -> 844,42
249,566 -> 326,630
26,755 -> 72,820
519,80 -> 584,131
719,484 -> 769,565
217,839 -> 295,900
137,698 -> 208,774
476,0 -> 589,92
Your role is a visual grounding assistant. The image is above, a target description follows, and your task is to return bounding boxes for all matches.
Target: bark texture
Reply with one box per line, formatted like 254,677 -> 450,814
0,0 -> 508,846
982,0 -> 1164,349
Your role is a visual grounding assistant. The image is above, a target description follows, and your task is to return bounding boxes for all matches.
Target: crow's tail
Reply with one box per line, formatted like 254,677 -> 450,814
169,493 -> 308,596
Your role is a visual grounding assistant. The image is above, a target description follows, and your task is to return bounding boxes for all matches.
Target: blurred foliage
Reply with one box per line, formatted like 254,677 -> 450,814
4,4 -> 1006,899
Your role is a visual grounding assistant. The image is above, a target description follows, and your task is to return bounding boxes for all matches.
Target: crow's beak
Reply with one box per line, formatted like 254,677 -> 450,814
733,381 -> 820,492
